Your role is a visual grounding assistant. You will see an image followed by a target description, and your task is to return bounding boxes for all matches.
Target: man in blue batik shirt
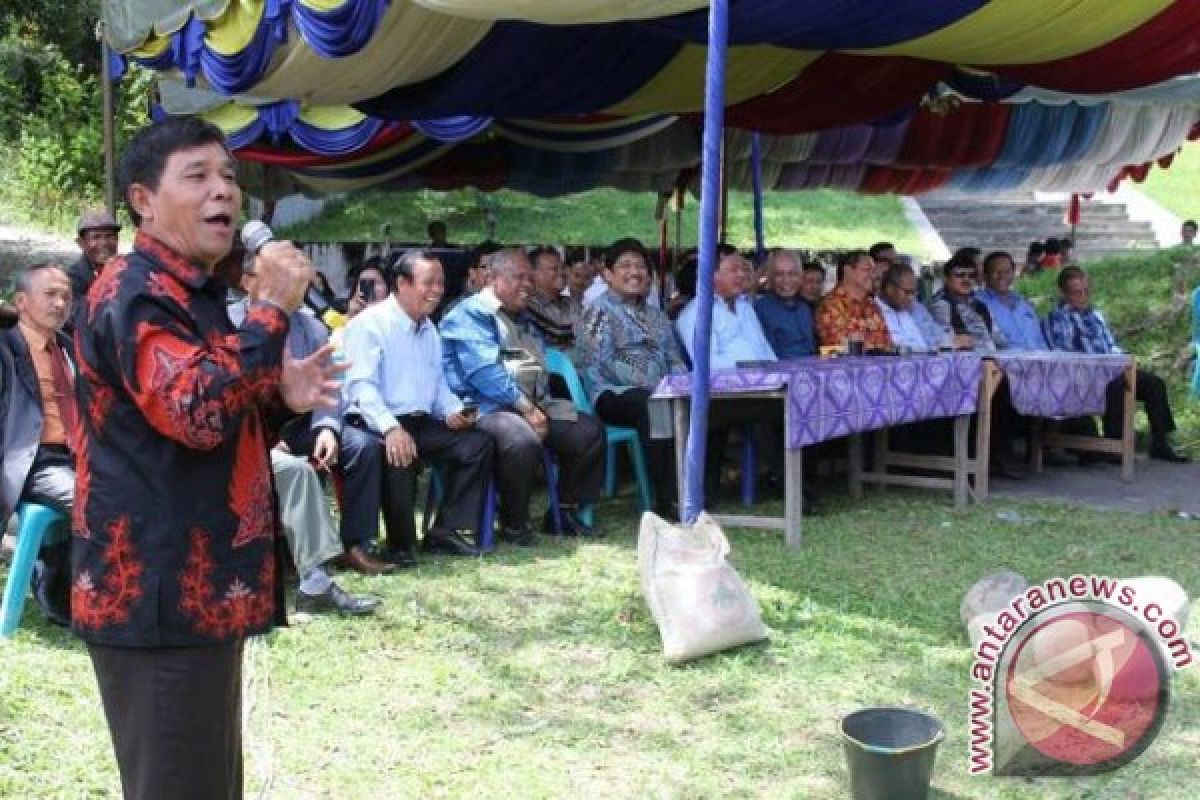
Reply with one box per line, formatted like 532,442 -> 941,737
1044,266 -> 1188,462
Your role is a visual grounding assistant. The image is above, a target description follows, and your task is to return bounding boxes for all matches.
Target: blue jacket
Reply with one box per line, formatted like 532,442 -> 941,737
439,290 -> 530,415
753,293 -> 816,359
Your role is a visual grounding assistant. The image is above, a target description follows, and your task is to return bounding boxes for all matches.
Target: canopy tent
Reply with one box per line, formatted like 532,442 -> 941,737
101,0 -> 1200,525
107,2 -> 1200,124
169,93 -> 1199,197
107,1 -> 1200,197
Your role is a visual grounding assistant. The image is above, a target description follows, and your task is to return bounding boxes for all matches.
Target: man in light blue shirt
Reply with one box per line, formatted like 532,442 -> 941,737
976,251 -> 1048,351
675,248 -> 777,369
874,262 -> 943,352
344,250 -> 495,561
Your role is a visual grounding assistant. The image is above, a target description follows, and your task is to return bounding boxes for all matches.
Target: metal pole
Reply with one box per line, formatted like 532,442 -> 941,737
99,24 -> 117,216
751,131 -> 765,264
683,0 -> 729,523
718,128 -> 729,244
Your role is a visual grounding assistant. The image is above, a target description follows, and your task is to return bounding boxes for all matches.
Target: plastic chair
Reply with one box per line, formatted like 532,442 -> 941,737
1,503 -> 69,638
424,466 -> 497,552
544,348 -> 653,513
1191,288 -> 1200,398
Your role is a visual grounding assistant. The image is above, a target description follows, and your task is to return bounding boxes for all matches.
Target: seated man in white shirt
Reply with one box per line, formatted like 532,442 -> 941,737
675,246 -> 778,370
875,262 -> 946,352
675,246 -> 798,505
343,250 -> 495,563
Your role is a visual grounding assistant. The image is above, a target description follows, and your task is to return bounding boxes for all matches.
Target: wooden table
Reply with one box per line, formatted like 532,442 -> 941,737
973,353 -> 1136,501
654,354 -> 983,549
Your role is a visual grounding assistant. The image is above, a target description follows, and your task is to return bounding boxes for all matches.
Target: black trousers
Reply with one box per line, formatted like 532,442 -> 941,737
376,414 -> 494,552
89,640 -> 244,800
595,389 -> 676,508
1104,368 -> 1175,441
282,420 -> 383,550
476,410 -> 605,528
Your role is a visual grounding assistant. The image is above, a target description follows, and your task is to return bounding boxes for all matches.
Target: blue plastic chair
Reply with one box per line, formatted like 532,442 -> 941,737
424,467 -> 498,552
1,503 -> 69,638
544,348 -> 653,513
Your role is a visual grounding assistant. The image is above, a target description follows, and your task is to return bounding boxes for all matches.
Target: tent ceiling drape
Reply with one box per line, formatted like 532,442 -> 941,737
103,1 -> 1200,195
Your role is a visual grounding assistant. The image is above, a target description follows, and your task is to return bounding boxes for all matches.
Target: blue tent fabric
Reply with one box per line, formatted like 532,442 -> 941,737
292,0 -> 390,59
646,0 -> 987,49
354,20 -> 682,119
413,116 -> 493,143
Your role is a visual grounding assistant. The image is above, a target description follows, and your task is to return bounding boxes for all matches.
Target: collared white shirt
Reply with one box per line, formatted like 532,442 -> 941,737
676,294 -> 777,370
343,295 -> 463,433
875,297 -> 937,352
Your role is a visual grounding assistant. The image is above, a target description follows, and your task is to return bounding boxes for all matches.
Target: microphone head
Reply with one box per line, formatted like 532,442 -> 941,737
241,219 -> 274,253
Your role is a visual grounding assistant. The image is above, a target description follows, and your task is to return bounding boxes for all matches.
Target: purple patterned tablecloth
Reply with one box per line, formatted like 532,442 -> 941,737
653,353 -> 982,449
991,352 -> 1131,417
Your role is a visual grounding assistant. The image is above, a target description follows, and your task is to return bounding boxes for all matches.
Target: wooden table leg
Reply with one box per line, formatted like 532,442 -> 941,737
974,362 -> 998,502
848,433 -> 864,501
1121,364 -> 1136,483
785,405 -> 803,549
954,414 -> 970,508
672,398 -> 689,520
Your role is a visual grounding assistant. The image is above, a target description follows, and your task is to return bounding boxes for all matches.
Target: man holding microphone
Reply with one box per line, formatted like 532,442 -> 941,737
71,117 -> 342,799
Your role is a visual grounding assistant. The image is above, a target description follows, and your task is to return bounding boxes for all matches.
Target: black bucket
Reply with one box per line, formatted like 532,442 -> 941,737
840,707 -> 944,800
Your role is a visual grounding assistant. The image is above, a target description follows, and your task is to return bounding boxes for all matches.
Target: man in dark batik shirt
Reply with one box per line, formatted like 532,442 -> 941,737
71,117 -> 341,800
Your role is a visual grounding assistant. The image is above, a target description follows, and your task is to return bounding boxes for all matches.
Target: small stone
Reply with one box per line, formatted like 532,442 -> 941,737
961,570 -> 1028,631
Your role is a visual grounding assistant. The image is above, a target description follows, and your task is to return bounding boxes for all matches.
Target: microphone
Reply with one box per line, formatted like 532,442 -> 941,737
240,220 -> 331,317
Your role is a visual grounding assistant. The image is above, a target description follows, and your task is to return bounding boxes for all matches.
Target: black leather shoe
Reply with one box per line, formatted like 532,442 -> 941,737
382,547 -> 418,568
1150,442 -> 1190,463
422,528 -> 480,556
498,524 -> 540,547
295,583 -> 379,616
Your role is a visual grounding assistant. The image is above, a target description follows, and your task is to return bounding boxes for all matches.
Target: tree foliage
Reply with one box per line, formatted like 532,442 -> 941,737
0,0 -> 151,224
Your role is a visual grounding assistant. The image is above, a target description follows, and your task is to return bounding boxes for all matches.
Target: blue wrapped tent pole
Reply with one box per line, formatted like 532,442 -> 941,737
683,0 -> 729,524
751,131 -> 766,263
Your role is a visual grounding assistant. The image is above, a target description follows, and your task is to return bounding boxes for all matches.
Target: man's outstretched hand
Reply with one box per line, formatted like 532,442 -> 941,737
280,344 -> 345,414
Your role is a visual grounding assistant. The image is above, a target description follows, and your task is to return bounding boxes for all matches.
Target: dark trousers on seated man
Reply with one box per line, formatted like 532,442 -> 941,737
476,410 -> 605,535
594,388 -> 676,512
20,443 -> 74,624
280,421 -> 383,553
1104,369 -> 1175,444
374,413 -> 494,555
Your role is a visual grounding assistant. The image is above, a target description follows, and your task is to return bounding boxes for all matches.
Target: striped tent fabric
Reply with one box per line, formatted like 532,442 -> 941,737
102,0 -> 1200,195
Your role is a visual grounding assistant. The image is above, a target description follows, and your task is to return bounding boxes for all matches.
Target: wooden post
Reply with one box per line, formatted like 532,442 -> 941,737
99,23 -> 117,216
1121,363 -> 1137,483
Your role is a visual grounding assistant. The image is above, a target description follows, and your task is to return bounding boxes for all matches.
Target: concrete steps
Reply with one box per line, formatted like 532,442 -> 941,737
917,190 -> 1160,261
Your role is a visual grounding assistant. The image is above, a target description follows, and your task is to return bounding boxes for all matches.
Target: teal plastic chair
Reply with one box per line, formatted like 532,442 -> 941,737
1191,288 -> 1200,398
1,503 -> 69,638
544,348 -> 653,513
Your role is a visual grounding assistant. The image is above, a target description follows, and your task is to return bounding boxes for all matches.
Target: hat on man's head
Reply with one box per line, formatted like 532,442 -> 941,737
76,209 -> 121,234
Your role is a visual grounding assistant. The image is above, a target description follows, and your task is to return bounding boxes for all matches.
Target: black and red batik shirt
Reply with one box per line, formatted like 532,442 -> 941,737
70,231 -> 291,647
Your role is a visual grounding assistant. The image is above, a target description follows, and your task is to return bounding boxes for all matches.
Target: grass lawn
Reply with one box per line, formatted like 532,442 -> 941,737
1,488 -> 1197,799
278,187 -> 925,255
1140,142 -> 1200,224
